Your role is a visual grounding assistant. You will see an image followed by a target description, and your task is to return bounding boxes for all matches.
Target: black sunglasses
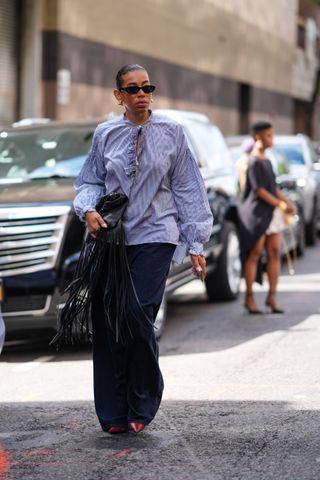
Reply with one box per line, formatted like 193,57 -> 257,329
119,85 -> 156,95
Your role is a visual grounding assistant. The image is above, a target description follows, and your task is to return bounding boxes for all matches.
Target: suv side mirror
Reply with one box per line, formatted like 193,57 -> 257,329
276,174 -> 296,190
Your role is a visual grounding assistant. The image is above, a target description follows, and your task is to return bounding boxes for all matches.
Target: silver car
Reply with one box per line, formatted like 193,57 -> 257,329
0,279 -> 4,352
274,134 -> 320,245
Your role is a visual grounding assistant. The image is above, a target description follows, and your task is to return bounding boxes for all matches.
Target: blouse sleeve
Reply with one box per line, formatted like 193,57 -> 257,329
73,126 -> 106,221
247,159 -> 268,191
170,126 -> 213,255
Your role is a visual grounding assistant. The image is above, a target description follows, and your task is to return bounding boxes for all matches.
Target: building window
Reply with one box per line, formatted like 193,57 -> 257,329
297,16 -> 306,49
239,83 -> 251,135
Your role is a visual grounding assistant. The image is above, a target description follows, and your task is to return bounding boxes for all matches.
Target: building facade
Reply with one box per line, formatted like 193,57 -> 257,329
1,0 -> 320,136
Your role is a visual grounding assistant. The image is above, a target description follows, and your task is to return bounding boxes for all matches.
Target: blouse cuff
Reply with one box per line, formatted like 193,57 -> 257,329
188,242 -> 204,256
75,206 -> 96,222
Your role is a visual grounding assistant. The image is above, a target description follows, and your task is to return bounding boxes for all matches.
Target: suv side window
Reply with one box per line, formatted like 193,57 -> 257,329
275,143 -> 305,166
306,137 -> 317,164
179,127 -> 198,164
184,120 -> 232,170
273,150 -> 290,175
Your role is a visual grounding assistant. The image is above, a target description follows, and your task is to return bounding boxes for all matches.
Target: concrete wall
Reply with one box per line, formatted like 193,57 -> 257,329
208,0 -> 297,45
35,0 -> 300,134
41,0 -> 297,94
0,0 -> 18,124
19,0 -> 43,120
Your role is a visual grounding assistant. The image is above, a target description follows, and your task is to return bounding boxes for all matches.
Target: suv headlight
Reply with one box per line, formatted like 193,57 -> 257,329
296,178 -> 307,188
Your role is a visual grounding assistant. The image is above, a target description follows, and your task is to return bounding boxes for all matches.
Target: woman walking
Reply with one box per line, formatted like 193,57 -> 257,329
238,121 -> 296,314
72,64 -> 212,434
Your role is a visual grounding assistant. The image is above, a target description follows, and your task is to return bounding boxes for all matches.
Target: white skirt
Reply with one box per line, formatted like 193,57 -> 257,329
266,207 -> 286,235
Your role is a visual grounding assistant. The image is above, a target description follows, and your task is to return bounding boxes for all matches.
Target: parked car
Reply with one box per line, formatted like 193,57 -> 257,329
0,281 -> 4,353
0,313 -> 4,354
227,136 -> 306,256
0,111 -> 241,341
274,134 -> 320,245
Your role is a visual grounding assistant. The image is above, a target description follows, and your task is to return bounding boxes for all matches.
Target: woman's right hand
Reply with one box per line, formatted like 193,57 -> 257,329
84,211 -> 107,238
284,201 -> 297,215
278,199 -> 297,216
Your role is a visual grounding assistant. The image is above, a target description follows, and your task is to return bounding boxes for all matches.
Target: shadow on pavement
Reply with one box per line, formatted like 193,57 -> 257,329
2,247 -> 320,362
0,341 -> 92,363
161,298 -> 319,357
2,285 -> 318,362
0,399 -> 319,480
160,243 -> 320,355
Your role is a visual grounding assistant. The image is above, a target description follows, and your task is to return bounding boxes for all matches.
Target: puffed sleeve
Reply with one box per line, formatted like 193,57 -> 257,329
73,126 -> 106,221
247,158 -> 269,191
170,126 -> 213,255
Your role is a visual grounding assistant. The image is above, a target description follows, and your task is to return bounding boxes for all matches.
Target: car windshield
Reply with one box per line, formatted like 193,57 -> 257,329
184,120 -> 232,170
0,126 -> 94,182
275,143 -> 305,166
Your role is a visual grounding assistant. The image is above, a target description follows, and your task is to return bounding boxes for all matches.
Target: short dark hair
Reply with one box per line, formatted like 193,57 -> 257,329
251,121 -> 273,134
116,64 -> 147,89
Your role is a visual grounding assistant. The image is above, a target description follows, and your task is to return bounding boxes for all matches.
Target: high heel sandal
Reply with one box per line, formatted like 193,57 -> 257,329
265,292 -> 284,314
244,293 -> 263,314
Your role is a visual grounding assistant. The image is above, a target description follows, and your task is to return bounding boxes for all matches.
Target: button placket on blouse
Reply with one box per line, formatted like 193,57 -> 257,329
125,127 -> 143,179
134,126 -> 144,171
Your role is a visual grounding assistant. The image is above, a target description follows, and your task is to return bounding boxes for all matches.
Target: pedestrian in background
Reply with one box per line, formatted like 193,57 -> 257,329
238,121 -> 296,314
235,137 -> 255,193
73,64 -> 213,434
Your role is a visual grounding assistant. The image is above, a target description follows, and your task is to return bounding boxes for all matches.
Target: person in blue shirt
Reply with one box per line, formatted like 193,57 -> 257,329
74,64 -> 212,434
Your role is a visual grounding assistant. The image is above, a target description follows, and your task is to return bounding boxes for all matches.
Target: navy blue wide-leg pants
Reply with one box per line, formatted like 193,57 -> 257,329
91,243 -> 175,430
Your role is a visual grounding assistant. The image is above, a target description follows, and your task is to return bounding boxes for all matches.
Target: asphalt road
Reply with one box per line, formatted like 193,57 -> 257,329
1,244 -> 320,480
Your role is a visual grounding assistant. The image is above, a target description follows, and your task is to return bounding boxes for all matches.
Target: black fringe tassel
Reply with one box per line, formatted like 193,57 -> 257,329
50,193 -> 149,349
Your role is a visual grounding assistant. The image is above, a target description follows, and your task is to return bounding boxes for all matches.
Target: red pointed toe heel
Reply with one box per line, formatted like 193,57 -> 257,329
107,426 -> 128,434
128,422 -> 145,433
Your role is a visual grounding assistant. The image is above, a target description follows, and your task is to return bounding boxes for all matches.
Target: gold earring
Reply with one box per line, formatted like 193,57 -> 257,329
255,139 -> 263,150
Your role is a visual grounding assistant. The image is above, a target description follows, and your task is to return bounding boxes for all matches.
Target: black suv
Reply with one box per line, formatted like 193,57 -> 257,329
0,110 -> 241,341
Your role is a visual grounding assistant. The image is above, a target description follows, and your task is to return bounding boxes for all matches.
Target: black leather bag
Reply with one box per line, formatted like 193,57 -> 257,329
50,192 -> 130,348
96,192 -> 129,230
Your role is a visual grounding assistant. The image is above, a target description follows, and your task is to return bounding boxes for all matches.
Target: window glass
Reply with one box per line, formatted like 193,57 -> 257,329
267,148 -> 290,175
180,128 -> 198,161
275,151 -> 290,175
306,137 -> 317,163
275,144 -> 305,165
184,120 -> 232,170
0,127 -> 94,182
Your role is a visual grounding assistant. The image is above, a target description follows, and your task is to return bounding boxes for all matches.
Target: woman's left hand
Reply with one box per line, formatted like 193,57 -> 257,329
190,254 -> 206,281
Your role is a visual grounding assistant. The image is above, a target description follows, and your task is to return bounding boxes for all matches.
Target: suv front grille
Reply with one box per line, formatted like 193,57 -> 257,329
0,206 -> 71,277
2,294 -> 49,313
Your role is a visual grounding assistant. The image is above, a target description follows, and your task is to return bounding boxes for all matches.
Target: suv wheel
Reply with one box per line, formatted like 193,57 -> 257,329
154,295 -> 167,340
296,215 -> 306,257
305,204 -> 317,246
205,222 -> 241,302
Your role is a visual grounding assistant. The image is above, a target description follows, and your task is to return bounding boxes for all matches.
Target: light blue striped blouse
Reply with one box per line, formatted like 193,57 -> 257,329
74,112 -> 213,256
